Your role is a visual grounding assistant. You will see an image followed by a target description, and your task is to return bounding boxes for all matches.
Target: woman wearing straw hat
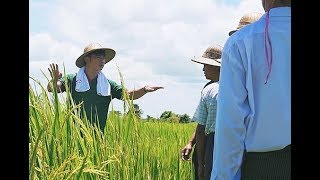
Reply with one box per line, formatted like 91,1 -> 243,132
47,42 -> 163,132
211,0 -> 291,179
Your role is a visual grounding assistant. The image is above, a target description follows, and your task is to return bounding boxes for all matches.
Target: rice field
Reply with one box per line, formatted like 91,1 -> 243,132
29,77 -> 196,180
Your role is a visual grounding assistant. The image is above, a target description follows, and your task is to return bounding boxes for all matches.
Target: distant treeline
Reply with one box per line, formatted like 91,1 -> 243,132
111,104 -> 192,123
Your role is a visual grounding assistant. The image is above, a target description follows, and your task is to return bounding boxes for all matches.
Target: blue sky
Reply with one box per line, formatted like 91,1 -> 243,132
29,0 -> 264,118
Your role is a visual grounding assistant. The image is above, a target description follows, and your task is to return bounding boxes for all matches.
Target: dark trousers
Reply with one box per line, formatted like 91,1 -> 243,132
192,132 -> 215,180
241,145 -> 291,180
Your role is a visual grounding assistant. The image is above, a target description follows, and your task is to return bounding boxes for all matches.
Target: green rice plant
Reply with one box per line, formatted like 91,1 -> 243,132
29,66 -> 196,180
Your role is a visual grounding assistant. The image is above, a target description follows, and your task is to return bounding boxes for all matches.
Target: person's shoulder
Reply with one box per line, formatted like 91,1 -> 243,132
64,73 -> 77,80
203,81 -> 214,88
107,78 -> 115,84
107,79 -> 121,87
224,17 -> 265,53
59,73 -> 76,82
69,73 -> 77,78
202,82 -> 218,94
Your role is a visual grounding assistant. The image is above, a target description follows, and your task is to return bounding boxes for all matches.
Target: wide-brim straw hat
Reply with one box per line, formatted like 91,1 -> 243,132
191,45 -> 223,67
76,42 -> 116,68
229,12 -> 263,36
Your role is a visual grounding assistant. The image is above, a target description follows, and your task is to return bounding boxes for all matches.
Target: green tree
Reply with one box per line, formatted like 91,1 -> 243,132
167,116 -> 180,123
133,103 -> 143,118
146,115 -> 157,122
179,114 -> 191,123
160,111 -> 180,123
160,111 -> 173,120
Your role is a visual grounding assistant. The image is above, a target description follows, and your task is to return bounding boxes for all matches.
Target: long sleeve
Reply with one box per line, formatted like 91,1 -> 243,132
211,8 -> 291,180
211,44 -> 249,180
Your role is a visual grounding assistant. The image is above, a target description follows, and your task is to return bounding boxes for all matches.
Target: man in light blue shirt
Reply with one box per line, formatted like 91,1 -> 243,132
211,0 -> 291,179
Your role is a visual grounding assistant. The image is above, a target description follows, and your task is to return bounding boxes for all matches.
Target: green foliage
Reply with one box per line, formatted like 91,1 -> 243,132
179,114 -> 191,123
166,116 -> 180,123
132,103 -> 143,119
159,111 -> 174,120
159,111 -> 189,123
145,115 -> 157,122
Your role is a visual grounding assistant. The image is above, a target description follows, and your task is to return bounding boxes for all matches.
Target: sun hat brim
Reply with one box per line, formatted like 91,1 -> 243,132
191,56 -> 221,67
75,48 -> 116,68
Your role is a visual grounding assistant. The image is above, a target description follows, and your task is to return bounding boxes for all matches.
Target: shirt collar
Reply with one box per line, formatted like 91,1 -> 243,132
262,7 -> 291,18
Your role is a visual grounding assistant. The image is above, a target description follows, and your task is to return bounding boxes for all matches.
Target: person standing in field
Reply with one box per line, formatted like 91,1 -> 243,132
180,44 -> 223,180
211,0 -> 291,179
47,42 -> 163,132
180,12 -> 262,180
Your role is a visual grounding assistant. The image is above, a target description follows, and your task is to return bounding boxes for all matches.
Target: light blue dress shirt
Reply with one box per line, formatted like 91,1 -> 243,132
211,7 -> 291,180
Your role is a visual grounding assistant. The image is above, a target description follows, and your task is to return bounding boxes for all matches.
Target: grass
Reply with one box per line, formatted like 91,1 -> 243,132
29,70 -> 197,180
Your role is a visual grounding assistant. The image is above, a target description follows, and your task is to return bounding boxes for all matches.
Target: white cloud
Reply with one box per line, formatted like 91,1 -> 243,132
30,0 -> 264,118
